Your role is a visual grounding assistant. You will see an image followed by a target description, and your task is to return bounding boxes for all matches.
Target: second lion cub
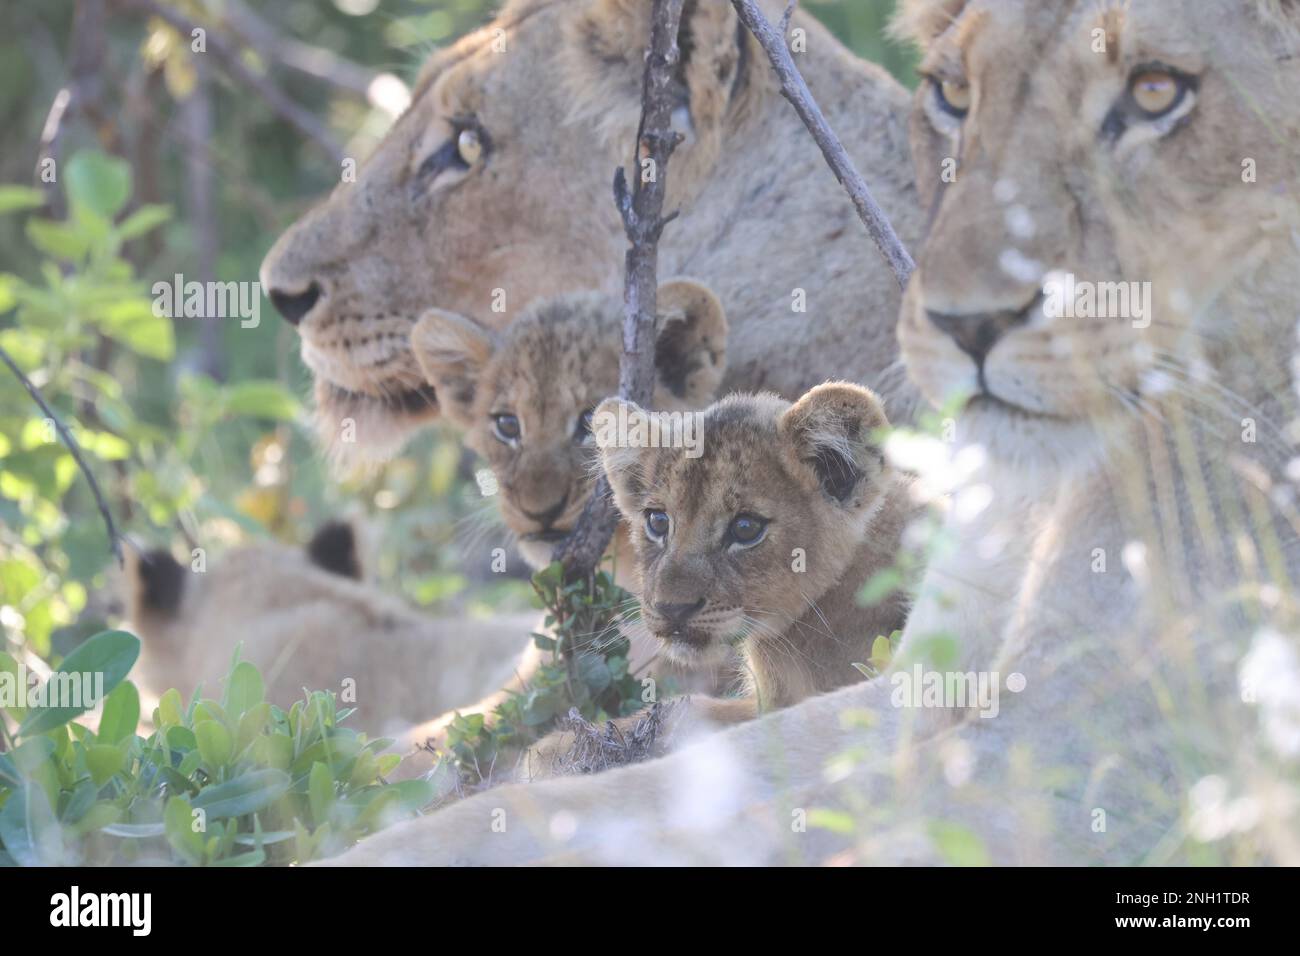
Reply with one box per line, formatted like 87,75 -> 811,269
531,382 -> 916,773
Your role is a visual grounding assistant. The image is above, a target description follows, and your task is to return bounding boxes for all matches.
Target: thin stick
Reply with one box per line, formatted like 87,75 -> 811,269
114,0 -> 343,164
731,0 -> 915,288
0,347 -> 123,566
555,0 -> 686,579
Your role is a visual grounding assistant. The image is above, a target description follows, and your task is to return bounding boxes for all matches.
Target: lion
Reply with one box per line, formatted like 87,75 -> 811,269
409,278 -> 727,574
322,0 -> 1300,865
258,0 -> 922,463
524,383 -> 915,775
125,521 -> 537,736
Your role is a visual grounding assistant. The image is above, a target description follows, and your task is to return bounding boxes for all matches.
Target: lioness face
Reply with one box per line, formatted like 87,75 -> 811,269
598,385 -> 891,666
411,281 -> 727,569
896,0 -> 1298,469
259,0 -> 742,461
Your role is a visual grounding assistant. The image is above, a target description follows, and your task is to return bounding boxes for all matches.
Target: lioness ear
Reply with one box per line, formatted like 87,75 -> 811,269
410,309 -> 496,427
593,397 -> 651,518
653,278 -> 728,406
306,520 -> 362,581
568,0 -> 743,148
779,382 -> 890,506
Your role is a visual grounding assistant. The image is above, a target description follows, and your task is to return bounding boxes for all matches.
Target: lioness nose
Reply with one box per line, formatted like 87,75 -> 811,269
269,282 -> 322,326
521,492 -> 568,530
654,599 -> 705,629
926,303 -> 1033,367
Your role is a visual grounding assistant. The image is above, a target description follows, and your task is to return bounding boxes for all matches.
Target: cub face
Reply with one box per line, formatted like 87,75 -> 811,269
597,383 -> 893,666
411,279 -> 727,569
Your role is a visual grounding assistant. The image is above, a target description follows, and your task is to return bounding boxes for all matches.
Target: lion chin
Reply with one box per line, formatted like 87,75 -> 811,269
312,378 -> 440,470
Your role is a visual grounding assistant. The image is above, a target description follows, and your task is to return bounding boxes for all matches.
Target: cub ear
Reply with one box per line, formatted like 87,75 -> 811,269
306,520 -> 362,580
593,397 -> 651,518
653,278 -> 728,407
779,382 -> 891,506
125,547 -> 186,622
411,309 -> 497,426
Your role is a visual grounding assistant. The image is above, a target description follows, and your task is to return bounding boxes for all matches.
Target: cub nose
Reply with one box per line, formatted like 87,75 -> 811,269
269,282 -> 322,326
926,301 -> 1036,367
520,492 -> 569,531
654,599 -> 705,629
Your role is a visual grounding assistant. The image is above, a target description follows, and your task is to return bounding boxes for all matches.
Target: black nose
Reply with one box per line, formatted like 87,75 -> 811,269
269,282 -> 322,326
654,598 -> 705,629
926,304 -> 1034,367
521,492 -> 568,530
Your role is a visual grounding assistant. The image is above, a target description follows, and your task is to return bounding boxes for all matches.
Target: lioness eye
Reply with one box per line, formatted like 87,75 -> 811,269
727,513 -> 768,548
457,128 -> 484,166
645,510 -> 670,542
935,78 -> 971,117
574,408 -> 595,443
492,413 -> 521,444
1128,69 -> 1184,118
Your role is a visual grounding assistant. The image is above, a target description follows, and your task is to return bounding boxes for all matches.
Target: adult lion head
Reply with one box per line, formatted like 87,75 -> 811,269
894,0 -> 1300,472
261,0 -> 919,462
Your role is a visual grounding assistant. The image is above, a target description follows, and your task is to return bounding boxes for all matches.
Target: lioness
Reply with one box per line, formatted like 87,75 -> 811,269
259,0 -> 921,462
126,522 -> 536,734
527,383 -> 914,773
324,0 -> 1300,865
410,278 -> 727,573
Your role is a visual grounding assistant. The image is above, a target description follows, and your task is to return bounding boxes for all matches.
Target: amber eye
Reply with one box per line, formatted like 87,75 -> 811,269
935,78 -> 972,117
492,413 -> 521,444
457,127 -> 484,166
726,513 -> 768,548
645,510 -> 670,542
1128,70 -> 1183,118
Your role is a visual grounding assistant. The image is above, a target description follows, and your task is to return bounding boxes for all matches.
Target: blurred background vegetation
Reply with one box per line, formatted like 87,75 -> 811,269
0,0 -> 915,664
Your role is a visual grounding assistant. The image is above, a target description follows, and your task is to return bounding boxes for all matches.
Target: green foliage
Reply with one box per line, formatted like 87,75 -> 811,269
0,631 -> 430,866
440,562 -> 648,783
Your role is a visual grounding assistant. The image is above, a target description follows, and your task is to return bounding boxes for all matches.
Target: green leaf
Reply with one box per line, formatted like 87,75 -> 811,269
25,218 -> 88,261
223,661 -> 264,719
0,185 -> 45,215
0,783 -> 65,866
858,568 -> 902,607
16,630 -> 140,737
190,768 -> 290,819
97,298 -> 175,361
164,795 -> 204,865
156,687 -> 184,727
65,150 -> 131,221
97,680 -> 139,745
85,744 -> 125,786
928,821 -> 991,867
114,203 -> 172,241
308,761 -> 335,825
195,719 -> 234,769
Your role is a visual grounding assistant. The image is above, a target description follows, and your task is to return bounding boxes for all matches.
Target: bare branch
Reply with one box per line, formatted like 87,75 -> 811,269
731,0 -> 915,288
555,0 -> 687,579
0,347 -> 123,566
113,0 -> 344,164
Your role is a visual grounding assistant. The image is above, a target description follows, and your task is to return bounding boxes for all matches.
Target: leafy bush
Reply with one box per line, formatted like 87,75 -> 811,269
0,630 -> 432,866
439,562 -> 650,784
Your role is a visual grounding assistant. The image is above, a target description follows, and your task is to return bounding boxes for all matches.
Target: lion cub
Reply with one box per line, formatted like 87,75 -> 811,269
595,383 -> 914,734
409,278 -> 726,573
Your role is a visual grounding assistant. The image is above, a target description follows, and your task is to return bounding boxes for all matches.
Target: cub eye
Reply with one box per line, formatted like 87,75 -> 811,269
934,78 -> 971,118
574,408 -> 595,444
1127,69 -> 1187,118
457,127 -> 484,166
726,513 -> 768,549
492,413 -> 521,444
645,510 -> 670,542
